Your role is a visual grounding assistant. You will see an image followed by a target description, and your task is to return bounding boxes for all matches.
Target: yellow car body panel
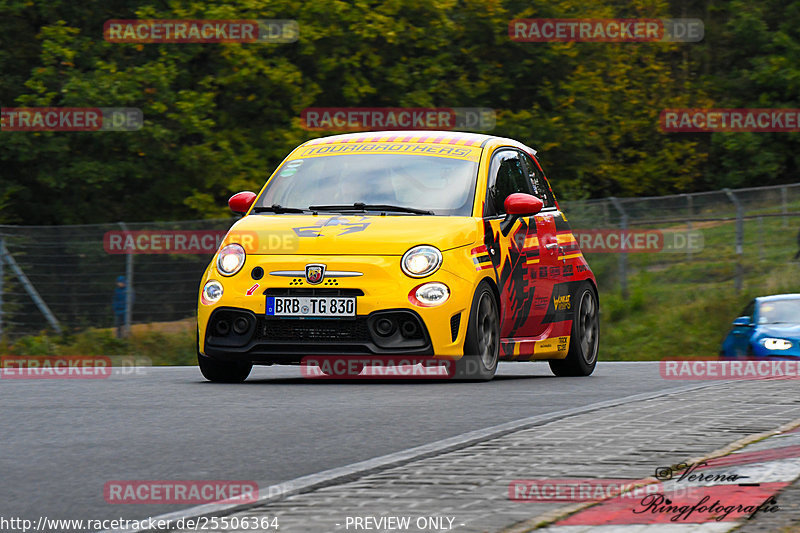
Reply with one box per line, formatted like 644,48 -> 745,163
218,214 -> 479,256
198,130 -> 596,365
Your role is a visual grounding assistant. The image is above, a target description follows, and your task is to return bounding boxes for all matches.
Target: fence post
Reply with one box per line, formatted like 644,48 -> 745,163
685,194 -> 693,261
609,197 -> 629,300
1,242 -> 62,334
723,188 -> 744,293
117,222 -> 134,338
782,186 -> 788,228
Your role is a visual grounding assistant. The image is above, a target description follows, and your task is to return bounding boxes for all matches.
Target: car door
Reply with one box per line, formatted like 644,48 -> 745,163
519,153 -> 564,333
482,149 -> 558,341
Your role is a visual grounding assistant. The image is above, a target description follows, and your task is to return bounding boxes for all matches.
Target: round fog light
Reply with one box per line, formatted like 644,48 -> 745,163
233,317 -> 249,335
400,320 -> 419,338
412,282 -> 450,306
375,318 -> 396,337
215,320 -> 230,336
202,280 -> 223,305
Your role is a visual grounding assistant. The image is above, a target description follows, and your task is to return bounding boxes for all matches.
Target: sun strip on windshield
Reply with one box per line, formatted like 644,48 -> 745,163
295,142 -> 482,162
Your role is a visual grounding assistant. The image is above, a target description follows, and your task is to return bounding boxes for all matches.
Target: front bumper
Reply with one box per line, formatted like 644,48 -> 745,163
203,306 -> 437,362
198,253 -> 478,363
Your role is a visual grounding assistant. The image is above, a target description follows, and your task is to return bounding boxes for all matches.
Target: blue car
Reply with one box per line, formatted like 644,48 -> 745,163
721,294 -> 800,358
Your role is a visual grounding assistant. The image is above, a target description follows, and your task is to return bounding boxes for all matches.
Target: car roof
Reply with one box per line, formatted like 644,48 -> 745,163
301,130 -> 491,146
300,130 -> 537,154
756,293 -> 800,303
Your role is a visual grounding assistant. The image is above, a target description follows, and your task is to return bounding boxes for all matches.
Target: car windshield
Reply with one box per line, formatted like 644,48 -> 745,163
256,153 -> 478,216
758,298 -> 800,324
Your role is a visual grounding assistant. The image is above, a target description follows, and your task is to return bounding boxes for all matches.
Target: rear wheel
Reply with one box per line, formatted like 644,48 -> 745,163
198,353 -> 252,383
455,282 -> 500,381
549,282 -> 599,377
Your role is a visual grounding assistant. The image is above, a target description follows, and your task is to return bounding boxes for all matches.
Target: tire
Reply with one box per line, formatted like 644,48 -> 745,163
549,282 -> 599,377
198,353 -> 252,383
455,282 -> 500,381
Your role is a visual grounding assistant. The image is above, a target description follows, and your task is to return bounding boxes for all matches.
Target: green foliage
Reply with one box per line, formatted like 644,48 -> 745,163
1,0 -> 797,224
6,326 -> 197,365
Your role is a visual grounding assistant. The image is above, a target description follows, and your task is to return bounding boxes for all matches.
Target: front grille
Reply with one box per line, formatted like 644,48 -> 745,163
263,288 -> 364,297
257,317 -> 371,342
450,313 -> 461,342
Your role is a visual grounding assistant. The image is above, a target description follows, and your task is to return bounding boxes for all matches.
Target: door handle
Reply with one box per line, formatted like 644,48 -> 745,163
544,242 -> 558,250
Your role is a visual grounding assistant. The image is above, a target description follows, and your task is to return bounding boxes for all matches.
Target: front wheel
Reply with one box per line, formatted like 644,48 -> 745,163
549,282 -> 599,377
455,282 -> 500,381
198,353 -> 252,383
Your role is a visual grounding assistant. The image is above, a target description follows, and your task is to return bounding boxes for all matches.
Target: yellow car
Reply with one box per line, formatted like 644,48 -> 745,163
198,131 -> 598,382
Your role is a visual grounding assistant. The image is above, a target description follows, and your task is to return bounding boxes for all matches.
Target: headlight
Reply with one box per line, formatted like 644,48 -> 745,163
412,282 -> 450,306
202,280 -> 223,305
401,245 -> 442,278
216,243 -> 246,276
761,338 -> 793,350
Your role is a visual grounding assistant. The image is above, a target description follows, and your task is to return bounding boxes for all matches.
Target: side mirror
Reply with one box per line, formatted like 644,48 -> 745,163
228,191 -> 256,215
504,193 -> 544,216
500,193 -> 544,236
732,316 -> 753,327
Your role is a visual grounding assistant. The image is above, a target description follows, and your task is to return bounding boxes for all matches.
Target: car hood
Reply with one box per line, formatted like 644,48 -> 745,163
756,324 -> 800,341
225,214 -> 478,255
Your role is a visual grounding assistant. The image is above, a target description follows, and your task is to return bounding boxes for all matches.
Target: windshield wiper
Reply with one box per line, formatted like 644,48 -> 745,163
308,202 -> 434,215
252,204 -> 306,214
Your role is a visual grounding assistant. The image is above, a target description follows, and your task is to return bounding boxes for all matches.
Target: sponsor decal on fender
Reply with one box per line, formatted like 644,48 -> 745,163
553,295 -> 571,311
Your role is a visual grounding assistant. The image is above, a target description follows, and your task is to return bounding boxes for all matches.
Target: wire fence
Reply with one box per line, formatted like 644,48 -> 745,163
0,219 -> 235,338
561,183 -> 800,298
1,183 -> 799,338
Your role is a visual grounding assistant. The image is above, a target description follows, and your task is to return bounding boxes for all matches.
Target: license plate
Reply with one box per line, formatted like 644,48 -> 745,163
266,296 -> 356,317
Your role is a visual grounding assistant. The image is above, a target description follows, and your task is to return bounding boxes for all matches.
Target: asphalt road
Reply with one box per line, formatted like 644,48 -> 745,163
0,361 -> 699,525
